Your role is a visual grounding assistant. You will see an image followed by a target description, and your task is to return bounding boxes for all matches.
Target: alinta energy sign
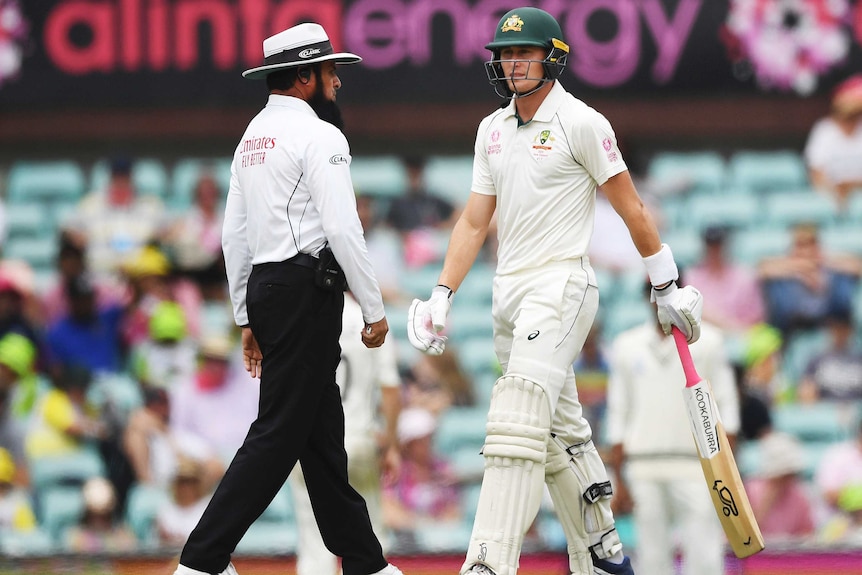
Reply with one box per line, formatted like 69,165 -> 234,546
3,0 -> 862,107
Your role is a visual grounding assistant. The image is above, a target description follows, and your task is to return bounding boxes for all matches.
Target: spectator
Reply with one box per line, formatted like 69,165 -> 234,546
683,226 -> 765,346
165,170 -> 227,289
746,431 -> 816,540
25,365 -> 106,459
821,484 -> 862,545
41,234 -> 125,326
386,156 -> 457,234
804,74 -> 862,207
815,420 -> 862,512
758,223 -> 861,336
123,387 -> 224,492
45,275 -> 125,375
0,332 -> 46,425
797,312 -> 862,403
156,456 -> 211,549
0,265 -> 42,354
169,335 -> 259,462
129,301 -> 197,391
383,407 -> 461,550
121,244 -> 202,347
62,157 -> 169,277
0,447 -> 36,532
739,323 -> 787,406
63,476 -> 137,553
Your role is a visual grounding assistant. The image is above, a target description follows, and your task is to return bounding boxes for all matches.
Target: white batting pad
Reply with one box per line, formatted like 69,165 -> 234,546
462,376 -> 551,575
546,437 -> 621,563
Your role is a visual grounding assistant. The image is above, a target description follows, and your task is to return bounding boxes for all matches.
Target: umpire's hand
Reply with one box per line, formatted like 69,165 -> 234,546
241,327 -> 263,378
362,317 -> 389,348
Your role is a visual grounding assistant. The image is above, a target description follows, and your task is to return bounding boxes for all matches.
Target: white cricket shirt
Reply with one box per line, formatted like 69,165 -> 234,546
472,81 -> 628,275
222,95 -> 384,326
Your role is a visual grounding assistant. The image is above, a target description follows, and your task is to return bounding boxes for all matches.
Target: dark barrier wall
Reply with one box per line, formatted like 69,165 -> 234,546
2,0 -> 862,110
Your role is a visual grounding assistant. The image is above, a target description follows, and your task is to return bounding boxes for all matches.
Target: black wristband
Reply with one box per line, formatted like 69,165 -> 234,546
654,280 -> 677,291
436,284 -> 454,297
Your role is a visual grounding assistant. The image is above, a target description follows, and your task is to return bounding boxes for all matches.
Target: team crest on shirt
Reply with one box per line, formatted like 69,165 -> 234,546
487,129 -> 502,155
531,129 -> 555,161
602,138 -> 618,162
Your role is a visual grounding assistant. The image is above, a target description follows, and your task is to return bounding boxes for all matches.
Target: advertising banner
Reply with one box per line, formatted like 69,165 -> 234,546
1,0 -> 861,110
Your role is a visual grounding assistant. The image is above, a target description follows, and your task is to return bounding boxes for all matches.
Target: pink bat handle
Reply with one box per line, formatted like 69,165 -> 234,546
672,327 -> 702,388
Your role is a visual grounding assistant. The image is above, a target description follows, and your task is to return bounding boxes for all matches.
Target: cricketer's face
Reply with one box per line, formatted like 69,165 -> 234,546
308,61 -> 344,130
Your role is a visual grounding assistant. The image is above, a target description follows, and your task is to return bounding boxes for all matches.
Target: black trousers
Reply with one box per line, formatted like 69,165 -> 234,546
180,260 -> 387,575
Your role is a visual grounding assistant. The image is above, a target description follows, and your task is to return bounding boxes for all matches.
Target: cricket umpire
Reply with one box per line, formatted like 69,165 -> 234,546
173,23 -> 401,575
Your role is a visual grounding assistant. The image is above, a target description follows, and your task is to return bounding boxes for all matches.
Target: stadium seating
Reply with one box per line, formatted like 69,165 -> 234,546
647,151 -> 727,195
762,190 -> 838,228
29,449 -> 106,494
423,155 -> 474,206
821,224 -> 862,256
686,193 -> 760,231
5,202 -> 49,240
124,483 -> 170,546
6,160 -> 86,203
0,528 -> 54,557
350,155 -> 408,198
39,486 -> 85,544
3,236 -> 58,271
434,405 -> 488,456
728,150 -> 808,194
772,401 -> 856,444
170,157 -> 232,209
235,521 -> 298,555
730,227 -> 791,265
90,158 -> 171,199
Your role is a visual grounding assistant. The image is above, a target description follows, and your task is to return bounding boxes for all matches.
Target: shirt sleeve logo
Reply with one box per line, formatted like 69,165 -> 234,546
329,154 -> 349,165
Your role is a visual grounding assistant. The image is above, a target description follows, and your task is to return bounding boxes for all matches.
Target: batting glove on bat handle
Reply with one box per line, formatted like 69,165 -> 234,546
652,282 -> 704,344
406,286 -> 453,355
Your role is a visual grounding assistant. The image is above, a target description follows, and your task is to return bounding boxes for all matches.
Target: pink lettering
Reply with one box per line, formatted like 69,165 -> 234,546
641,0 -> 701,83
344,0 -> 408,69
567,0 -> 640,87
175,0 -> 235,70
44,1 -> 114,74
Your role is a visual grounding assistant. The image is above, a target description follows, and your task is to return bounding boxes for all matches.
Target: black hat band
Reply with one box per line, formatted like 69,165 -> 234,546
264,40 -> 334,66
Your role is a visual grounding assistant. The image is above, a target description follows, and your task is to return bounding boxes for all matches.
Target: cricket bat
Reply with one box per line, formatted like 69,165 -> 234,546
671,327 -> 765,558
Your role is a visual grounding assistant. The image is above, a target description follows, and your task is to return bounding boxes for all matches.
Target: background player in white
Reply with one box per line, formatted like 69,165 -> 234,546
289,293 -> 402,575
406,7 -> 703,575
605,285 -> 738,575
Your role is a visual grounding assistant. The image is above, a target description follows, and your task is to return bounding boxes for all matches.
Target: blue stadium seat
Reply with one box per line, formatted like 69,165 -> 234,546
171,157 -> 232,209
656,228 -> 703,269
772,401 -> 855,443
5,202 -> 49,240
29,449 -> 106,493
0,527 -> 54,557
687,193 -> 760,231
434,406 -> 487,456
820,224 -> 862,256
647,151 -> 727,195
603,301 -> 651,340
736,439 -> 762,478
350,156 -> 408,198
90,157 -> 170,199
125,483 -> 169,545
385,303 -> 409,342
3,236 -> 58,271
780,328 -> 830,385
259,483 -> 295,524
730,227 -> 791,265
457,262 -> 495,306
7,161 -> 86,203
457,336 -> 498,380
448,303 -> 494,342
848,191 -> 862,222
728,150 -> 808,194
423,155 -> 474,206
39,486 -> 85,543
399,263 -> 444,300
762,190 -> 838,228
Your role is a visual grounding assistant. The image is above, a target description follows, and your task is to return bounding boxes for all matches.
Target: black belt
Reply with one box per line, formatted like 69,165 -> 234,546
287,252 -> 318,269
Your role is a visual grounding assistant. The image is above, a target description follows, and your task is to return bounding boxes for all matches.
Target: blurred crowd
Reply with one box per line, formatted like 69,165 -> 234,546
0,74 -> 861,559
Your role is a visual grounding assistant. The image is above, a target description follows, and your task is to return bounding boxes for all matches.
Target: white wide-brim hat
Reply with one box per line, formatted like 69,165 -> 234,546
243,23 -> 361,80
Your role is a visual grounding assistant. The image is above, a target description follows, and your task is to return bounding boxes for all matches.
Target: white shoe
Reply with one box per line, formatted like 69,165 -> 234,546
220,564 -> 240,575
174,565 -> 212,575
371,564 -> 403,575
465,565 -> 495,575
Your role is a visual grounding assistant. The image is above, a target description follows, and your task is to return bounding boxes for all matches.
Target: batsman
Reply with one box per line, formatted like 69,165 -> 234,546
407,8 -> 703,575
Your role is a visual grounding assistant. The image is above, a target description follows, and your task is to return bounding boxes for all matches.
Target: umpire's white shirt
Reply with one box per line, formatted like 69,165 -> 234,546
604,321 -> 740,480
222,94 -> 384,326
471,81 -> 628,276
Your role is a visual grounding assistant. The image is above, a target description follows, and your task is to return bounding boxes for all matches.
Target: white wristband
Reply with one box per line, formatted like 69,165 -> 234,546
643,243 -> 679,287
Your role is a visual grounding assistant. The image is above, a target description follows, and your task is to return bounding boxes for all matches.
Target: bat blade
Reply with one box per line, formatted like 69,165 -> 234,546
673,329 -> 765,559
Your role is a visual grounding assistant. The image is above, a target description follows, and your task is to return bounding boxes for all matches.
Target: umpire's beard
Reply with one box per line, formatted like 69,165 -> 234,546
309,83 -> 345,132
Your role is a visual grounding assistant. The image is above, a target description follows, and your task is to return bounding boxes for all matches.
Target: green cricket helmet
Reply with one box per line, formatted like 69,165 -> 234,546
485,7 -> 570,99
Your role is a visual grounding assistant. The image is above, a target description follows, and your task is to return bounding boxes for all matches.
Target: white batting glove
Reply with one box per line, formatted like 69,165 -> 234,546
652,282 -> 703,343
406,285 -> 453,355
